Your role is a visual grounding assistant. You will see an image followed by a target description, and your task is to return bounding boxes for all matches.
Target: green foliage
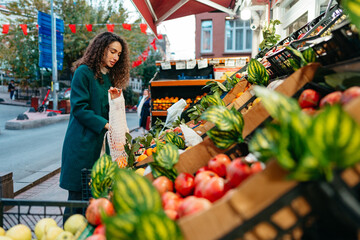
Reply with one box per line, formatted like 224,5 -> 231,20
149,118 -> 165,138
171,116 -> 185,128
135,133 -> 154,148
123,87 -> 139,106
249,86 -> 360,181
187,92 -> 225,124
0,0 -> 148,84
203,80 -> 228,96
259,20 -> 281,50
131,51 -> 162,88
201,106 -> 244,149
341,0 -> 360,30
286,46 -> 316,71
124,133 -> 141,169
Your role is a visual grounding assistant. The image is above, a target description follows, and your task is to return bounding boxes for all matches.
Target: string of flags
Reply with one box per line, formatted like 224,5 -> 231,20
132,36 -> 163,68
1,23 -> 150,35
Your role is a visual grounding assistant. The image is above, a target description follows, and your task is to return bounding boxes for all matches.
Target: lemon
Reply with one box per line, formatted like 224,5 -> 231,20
135,168 -> 145,176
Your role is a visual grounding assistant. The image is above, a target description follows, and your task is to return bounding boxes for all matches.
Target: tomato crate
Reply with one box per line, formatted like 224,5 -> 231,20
0,198 -> 88,235
81,168 -> 92,201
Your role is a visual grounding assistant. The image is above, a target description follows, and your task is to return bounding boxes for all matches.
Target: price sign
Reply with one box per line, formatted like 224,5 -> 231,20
197,59 -> 208,69
186,60 -> 196,69
176,61 -> 186,70
161,61 -> 171,70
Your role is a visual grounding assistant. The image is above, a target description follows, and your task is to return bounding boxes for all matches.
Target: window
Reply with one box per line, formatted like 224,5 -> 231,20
201,20 -> 213,53
225,19 -> 252,52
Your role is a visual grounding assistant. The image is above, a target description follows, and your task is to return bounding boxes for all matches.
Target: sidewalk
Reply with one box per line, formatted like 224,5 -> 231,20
14,127 -> 145,201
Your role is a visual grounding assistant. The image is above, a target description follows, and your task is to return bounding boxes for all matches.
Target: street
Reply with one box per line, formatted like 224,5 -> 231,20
0,104 -> 139,184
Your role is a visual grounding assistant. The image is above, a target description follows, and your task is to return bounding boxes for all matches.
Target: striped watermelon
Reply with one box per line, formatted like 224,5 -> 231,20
247,58 -> 269,86
103,212 -> 138,240
91,154 -> 117,198
112,168 -> 162,214
302,47 -> 316,63
164,132 -> 186,149
134,211 -> 183,240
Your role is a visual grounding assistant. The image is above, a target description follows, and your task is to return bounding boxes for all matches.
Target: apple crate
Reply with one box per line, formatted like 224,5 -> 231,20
0,198 -> 88,237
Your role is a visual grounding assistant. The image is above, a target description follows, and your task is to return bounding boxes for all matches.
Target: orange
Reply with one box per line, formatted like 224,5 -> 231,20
152,147 -> 157,153
236,92 -> 243,98
137,154 -> 148,162
145,148 -> 153,156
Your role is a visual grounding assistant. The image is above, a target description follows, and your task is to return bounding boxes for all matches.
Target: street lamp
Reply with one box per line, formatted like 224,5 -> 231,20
240,8 -> 251,21
51,0 -> 58,111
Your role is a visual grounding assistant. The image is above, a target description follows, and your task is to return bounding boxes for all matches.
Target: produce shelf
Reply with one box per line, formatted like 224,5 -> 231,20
151,111 -> 167,117
150,79 -> 224,87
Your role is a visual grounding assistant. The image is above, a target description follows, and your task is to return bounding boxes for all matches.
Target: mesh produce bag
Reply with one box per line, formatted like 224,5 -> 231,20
107,92 -> 129,168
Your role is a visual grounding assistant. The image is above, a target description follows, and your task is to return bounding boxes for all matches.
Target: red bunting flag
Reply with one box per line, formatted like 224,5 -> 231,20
107,24 -> 114,32
85,24 -> 92,32
69,24 -> 76,33
139,23 -> 147,34
2,24 -> 9,34
20,24 -> 28,35
122,23 -> 131,31
150,38 -> 157,50
141,49 -> 149,61
157,34 -> 163,40
36,24 -> 39,30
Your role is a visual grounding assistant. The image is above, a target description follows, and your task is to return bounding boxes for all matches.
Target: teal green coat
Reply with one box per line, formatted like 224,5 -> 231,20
60,65 -> 111,192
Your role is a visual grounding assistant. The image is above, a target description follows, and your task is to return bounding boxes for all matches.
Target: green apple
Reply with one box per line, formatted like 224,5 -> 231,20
55,231 -> 73,240
64,214 -> 87,235
35,218 -> 58,240
6,224 -> 32,240
42,226 -> 63,240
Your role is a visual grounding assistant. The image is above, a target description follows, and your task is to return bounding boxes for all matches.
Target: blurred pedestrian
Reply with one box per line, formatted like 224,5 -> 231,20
140,88 -> 151,134
137,89 -> 149,128
60,32 -> 130,220
8,80 -> 15,100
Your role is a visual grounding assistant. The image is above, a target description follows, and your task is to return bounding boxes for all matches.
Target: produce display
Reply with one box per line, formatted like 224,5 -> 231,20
1,2 -> 360,240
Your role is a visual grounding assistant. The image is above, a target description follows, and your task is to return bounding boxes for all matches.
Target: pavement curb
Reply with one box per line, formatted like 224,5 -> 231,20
14,126 -> 142,196
5,114 -> 70,130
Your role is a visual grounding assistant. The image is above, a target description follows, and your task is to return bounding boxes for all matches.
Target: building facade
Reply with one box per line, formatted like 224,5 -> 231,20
128,77 -> 142,94
195,12 -> 253,59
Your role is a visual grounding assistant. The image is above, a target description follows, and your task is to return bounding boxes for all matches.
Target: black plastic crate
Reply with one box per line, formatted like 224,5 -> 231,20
0,198 -> 88,236
267,48 -> 302,77
81,168 -> 92,201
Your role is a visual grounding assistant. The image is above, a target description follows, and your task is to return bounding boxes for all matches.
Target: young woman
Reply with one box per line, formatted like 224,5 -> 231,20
60,32 -> 130,212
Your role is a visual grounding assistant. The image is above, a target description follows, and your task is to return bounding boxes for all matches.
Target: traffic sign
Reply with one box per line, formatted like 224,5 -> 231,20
38,11 -> 64,70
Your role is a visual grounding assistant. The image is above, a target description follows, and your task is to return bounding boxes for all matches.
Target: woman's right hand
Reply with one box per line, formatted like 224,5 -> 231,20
109,87 -> 122,100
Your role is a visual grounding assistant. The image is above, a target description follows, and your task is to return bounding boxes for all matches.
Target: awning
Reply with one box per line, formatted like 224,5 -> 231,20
130,0 -> 240,37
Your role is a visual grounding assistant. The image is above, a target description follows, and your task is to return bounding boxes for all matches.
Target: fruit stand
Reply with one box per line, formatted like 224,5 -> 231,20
1,1 -> 360,240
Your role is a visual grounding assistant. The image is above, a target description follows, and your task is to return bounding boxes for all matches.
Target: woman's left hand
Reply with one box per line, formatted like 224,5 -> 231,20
109,87 -> 122,99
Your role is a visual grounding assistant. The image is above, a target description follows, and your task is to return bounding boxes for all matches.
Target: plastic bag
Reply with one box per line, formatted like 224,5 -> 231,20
180,124 -> 203,147
107,92 -> 129,168
163,99 -> 187,129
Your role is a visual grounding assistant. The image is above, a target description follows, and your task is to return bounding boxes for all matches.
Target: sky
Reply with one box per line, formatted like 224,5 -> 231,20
122,0 -> 196,60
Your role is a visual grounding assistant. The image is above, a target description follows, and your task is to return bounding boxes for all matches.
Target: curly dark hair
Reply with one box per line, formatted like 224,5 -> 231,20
72,31 -> 130,88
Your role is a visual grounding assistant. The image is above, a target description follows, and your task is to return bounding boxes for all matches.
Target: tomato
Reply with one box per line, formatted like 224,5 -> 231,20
175,173 -> 195,197
195,166 -> 210,175
250,162 -> 263,174
152,176 -> 174,195
298,89 -> 321,108
226,158 -> 251,188
208,154 -> 231,177
320,91 -> 342,108
235,73 -> 242,79
302,107 -> 317,116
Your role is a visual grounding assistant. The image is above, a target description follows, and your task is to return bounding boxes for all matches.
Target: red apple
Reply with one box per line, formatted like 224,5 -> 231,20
250,162 -> 263,174
208,154 -> 231,177
194,170 -> 218,186
298,89 -> 321,108
161,191 -> 180,206
226,158 -> 252,188
93,224 -> 105,235
195,166 -> 210,175
319,91 -> 342,108
302,107 -> 317,116
341,86 -> 360,105
85,234 -> 106,240
152,176 -> 173,195
178,196 -> 212,218
175,173 -> 195,197
164,209 -> 179,220
201,177 -> 226,203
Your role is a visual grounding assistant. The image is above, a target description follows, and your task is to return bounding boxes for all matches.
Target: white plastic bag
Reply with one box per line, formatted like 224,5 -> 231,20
180,124 -> 203,147
163,99 -> 187,129
107,92 -> 129,168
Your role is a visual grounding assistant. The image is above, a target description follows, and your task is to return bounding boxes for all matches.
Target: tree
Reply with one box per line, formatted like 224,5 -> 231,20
0,0 -> 149,85
131,50 -> 162,88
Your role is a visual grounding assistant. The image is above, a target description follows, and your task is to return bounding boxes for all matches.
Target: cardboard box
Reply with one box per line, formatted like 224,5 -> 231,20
222,80 -> 249,105
177,160 -> 300,240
